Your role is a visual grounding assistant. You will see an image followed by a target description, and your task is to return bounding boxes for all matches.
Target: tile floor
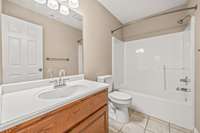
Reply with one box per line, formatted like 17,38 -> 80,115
109,109 -> 193,133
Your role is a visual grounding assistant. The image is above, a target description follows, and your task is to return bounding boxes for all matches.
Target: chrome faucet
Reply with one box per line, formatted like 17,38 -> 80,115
50,79 -> 59,88
58,69 -> 66,86
50,70 -> 69,88
50,78 -> 70,88
180,76 -> 191,85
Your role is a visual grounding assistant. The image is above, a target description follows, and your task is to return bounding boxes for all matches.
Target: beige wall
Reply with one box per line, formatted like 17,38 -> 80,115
79,0 -> 122,80
122,7 -> 188,41
2,0 -> 82,79
0,0 -> 1,12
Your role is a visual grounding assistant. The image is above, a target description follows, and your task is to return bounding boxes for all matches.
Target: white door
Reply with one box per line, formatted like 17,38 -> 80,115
2,15 -> 43,84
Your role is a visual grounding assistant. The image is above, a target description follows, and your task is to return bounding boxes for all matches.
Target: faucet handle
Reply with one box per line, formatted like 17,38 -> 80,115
63,78 -> 70,82
59,69 -> 66,77
49,79 -> 59,88
50,79 -> 58,84
180,76 -> 191,85
176,87 -> 191,92
63,78 -> 70,85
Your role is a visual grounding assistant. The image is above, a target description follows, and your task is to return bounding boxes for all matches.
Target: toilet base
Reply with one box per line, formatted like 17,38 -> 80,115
109,103 -> 129,123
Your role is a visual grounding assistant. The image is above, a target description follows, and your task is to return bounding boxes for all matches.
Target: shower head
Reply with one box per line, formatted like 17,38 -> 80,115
177,19 -> 184,24
177,15 -> 191,24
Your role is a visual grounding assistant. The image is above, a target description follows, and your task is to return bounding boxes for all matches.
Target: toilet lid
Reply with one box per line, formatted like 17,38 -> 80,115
109,91 -> 132,101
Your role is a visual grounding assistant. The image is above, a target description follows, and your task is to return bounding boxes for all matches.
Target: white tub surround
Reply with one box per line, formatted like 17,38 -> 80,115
0,75 -> 109,131
112,17 -> 195,130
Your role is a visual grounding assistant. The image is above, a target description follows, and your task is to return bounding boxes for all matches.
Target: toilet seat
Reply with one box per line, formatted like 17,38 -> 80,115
109,91 -> 132,105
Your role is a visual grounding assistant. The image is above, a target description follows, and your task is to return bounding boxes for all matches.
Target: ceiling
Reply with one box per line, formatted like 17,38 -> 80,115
98,0 -> 188,24
7,0 -> 83,30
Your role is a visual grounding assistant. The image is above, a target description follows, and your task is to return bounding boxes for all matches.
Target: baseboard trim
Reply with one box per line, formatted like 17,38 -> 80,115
194,128 -> 199,133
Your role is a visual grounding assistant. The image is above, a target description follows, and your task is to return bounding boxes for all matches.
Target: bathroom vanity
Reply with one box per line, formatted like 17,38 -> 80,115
0,76 -> 109,133
1,90 -> 108,133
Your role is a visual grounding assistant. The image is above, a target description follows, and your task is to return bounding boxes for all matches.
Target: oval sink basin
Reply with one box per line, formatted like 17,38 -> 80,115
38,85 -> 87,99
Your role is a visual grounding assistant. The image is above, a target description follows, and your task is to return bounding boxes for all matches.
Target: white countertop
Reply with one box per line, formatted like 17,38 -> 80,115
0,79 -> 109,131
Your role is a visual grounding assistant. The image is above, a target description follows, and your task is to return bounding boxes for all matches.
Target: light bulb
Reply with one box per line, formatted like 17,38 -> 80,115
47,0 -> 59,10
60,5 -> 70,15
34,0 -> 46,4
68,0 -> 79,8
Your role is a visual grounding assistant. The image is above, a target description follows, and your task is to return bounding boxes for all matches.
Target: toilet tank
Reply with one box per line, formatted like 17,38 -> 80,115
97,75 -> 113,92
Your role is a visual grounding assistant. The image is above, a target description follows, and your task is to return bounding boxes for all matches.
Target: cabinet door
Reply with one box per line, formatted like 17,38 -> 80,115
56,91 -> 107,132
69,106 -> 108,133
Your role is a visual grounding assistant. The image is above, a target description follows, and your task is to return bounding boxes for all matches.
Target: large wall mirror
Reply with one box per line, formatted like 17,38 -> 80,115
0,0 -> 83,84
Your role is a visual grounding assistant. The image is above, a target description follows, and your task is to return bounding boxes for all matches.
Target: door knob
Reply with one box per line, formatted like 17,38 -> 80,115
38,68 -> 43,72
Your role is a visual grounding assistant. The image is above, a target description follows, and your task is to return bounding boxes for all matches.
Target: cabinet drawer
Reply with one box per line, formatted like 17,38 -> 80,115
57,91 -> 108,132
5,116 -> 57,133
28,116 -> 57,133
13,128 -> 28,133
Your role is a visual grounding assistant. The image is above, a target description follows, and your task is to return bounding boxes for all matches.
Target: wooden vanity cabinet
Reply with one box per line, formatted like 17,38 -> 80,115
1,90 -> 108,133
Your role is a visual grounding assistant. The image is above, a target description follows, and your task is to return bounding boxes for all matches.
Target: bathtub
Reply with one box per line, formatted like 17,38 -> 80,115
120,89 -> 194,130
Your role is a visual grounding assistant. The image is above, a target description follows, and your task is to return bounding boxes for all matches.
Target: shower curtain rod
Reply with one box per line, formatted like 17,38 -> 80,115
111,5 -> 198,34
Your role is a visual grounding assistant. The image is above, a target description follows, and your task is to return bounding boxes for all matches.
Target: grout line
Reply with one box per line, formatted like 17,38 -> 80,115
144,115 -> 150,133
110,111 -> 191,133
118,123 -> 125,133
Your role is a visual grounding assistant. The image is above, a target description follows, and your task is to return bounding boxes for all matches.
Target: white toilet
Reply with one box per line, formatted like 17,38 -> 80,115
97,75 -> 132,123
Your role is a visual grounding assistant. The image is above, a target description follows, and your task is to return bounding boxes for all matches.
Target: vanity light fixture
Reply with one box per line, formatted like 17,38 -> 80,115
68,0 -> 79,8
60,5 -> 70,15
33,0 -> 79,16
34,0 -> 47,4
47,0 -> 59,10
